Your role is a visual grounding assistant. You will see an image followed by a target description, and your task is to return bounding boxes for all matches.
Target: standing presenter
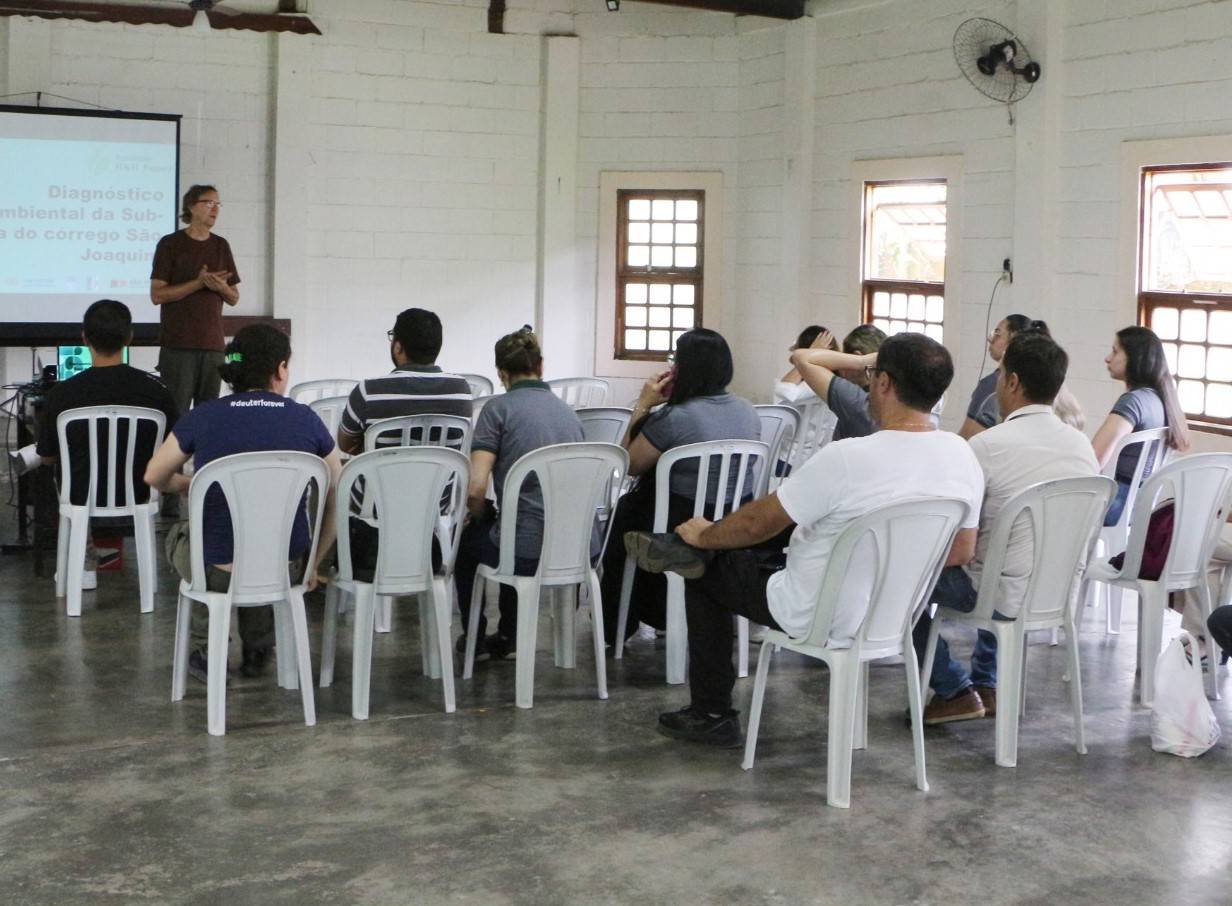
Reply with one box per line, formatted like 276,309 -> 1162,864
149,184 -> 239,415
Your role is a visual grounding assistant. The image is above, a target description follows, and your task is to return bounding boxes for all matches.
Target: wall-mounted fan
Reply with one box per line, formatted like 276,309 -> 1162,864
953,17 -> 1042,121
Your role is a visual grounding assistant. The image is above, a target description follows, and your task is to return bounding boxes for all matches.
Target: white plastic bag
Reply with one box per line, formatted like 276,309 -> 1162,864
1151,630 -> 1221,757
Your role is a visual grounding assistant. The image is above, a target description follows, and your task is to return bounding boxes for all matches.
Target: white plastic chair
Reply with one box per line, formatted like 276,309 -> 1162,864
54,406 -> 166,617
547,377 -> 609,409
577,407 -> 633,445
783,398 -> 837,474
459,373 -> 494,398
1081,453 -> 1232,706
363,413 -> 473,456
1087,427 -> 1171,635
614,439 -> 770,684
471,394 -> 498,423
742,496 -> 969,809
461,442 -> 628,709
318,447 -> 468,717
289,378 -> 358,405
921,476 -> 1115,767
309,394 -> 350,439
170,451 -> 329,736
754,404 -> 801,490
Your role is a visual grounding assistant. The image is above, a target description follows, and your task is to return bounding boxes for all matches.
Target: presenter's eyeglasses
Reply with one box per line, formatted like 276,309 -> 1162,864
196,200 -> 222,209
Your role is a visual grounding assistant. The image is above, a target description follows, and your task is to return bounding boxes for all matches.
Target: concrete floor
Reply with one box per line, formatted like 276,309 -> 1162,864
2,522 -> 1232,905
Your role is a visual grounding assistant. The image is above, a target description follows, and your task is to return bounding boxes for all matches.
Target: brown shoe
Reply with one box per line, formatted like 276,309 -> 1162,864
923,688 -> 985,725
973,685 -> 997,717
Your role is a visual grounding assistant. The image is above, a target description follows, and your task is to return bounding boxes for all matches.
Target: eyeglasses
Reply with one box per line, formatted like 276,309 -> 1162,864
196,200 -> 222,209
387,329 -> 396,341
863,365 -> 878,381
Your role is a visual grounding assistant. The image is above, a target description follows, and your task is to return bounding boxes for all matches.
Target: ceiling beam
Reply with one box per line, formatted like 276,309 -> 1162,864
623,0 -> 806,18
0,1 -> 321,35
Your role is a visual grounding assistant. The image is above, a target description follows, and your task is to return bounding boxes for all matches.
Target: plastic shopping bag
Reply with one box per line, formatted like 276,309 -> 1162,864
1151,631 -> 1221,757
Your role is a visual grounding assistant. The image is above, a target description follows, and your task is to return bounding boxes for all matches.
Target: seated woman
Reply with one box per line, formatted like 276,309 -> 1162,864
773,324 -> 839,406
1091,325 -> 1190,526
600,327 -> 762,643
144,324 -> 342,681
961,315 -> 1085,437
788,323 -> 886,440
453,327 -> 586,661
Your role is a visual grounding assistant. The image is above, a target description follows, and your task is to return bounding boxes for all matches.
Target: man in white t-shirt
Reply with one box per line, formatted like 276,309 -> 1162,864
624,333 -> 984,748
914,331 -> 1099,724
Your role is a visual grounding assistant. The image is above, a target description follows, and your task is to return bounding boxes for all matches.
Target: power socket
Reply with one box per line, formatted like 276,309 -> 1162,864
1002,257 -> 1013,283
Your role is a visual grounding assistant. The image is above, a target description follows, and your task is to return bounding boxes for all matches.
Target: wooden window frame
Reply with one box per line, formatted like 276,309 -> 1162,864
1138,163 -> 1232,436
860,179 -> 947,340
614,189 -> 705,363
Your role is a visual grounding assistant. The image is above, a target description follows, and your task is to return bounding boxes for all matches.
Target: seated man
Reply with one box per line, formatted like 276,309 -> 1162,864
913,332 -> 1098,724
31,299 -> 178,589
625,333 -> 984,747
145,325 -> 342,682
337,307 -> 472,455
789,323 -> 886,441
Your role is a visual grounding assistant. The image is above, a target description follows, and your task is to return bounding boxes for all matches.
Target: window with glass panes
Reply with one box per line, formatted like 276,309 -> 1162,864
616,190 -> 703,361
861,180 -> 946,343
1138,164 -> 1232,432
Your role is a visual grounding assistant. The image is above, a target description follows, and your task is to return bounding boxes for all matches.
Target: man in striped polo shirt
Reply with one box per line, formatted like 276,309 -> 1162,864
337,307 -> 473,454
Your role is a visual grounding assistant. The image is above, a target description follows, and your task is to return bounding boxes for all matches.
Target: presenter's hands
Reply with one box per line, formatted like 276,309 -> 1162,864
201,269 -> 232,292
676,516 -> 713,548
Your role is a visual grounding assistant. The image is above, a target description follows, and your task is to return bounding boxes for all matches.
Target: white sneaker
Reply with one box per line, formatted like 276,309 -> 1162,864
54,570 -> 98,591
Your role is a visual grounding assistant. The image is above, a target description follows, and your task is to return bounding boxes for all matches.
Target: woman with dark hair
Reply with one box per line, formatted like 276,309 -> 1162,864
789,323 -> 887,441
145,324 -> 342,682
1092,325 -> 1191,525
961,316 -> 1086,436
773,324 -> 840,406
600,327 -> 762,642
453,326 -> 587,661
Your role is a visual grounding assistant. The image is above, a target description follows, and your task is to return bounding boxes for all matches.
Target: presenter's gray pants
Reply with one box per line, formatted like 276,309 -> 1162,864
158,347 -> 224,416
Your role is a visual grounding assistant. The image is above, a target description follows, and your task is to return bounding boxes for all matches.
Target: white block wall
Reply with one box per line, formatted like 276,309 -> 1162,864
2,0 -> 1231,449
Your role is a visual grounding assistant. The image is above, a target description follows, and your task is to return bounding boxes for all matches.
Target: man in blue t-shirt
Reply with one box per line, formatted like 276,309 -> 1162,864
145,325 -> 341,681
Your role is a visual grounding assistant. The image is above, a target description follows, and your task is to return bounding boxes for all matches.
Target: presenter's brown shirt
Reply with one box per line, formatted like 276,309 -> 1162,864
150,230 -> 239,352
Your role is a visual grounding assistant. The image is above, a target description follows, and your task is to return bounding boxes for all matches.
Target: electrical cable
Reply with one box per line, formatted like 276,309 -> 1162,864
976,272 -> 1009,380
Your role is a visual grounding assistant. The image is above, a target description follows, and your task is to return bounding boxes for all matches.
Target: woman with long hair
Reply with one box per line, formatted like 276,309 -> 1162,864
601,328 -> 762,643
773,324 -> 840,406
1092,325 -> 1190,525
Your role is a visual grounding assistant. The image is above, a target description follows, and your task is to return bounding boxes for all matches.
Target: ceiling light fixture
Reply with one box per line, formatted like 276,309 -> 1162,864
607,0 -> 620,10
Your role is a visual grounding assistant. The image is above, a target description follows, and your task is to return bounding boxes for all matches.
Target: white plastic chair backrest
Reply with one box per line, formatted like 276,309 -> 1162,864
546,377 -> 609,409
1115,453 -> 1232,590
336,447 -> 469,594
800,497 -> 969,656
495,442 -> 628,584
459,373 -> 494,398
56,406 -> 167,514
785,399 -> 837,471
363,413 -> 473,456
289,378 -> 358,405
309,394 -> 349,438
970,476 -> 1116,624
577,407 -> 633,445
652,440 -> 770,531
1103,427 -> 1171,535
186,451 -> 330,603
471,394 -> 498,423
754,404 -> 801,466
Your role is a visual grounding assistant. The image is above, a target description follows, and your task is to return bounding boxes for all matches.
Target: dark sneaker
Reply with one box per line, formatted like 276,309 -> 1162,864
187,648 -> 229,685
624,531 -> 712,579
486,633 -> 516,661
972,685 -> 997,718
240,646 -> 271,678
657,706 -> 744,748
923,688 -> 985,725
94,548 -> 121,570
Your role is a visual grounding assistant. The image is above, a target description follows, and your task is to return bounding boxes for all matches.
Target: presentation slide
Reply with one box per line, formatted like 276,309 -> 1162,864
0,106 -> 178,331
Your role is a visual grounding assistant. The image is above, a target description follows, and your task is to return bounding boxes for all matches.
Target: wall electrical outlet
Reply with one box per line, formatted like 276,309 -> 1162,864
1002,257 -> 1013,283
